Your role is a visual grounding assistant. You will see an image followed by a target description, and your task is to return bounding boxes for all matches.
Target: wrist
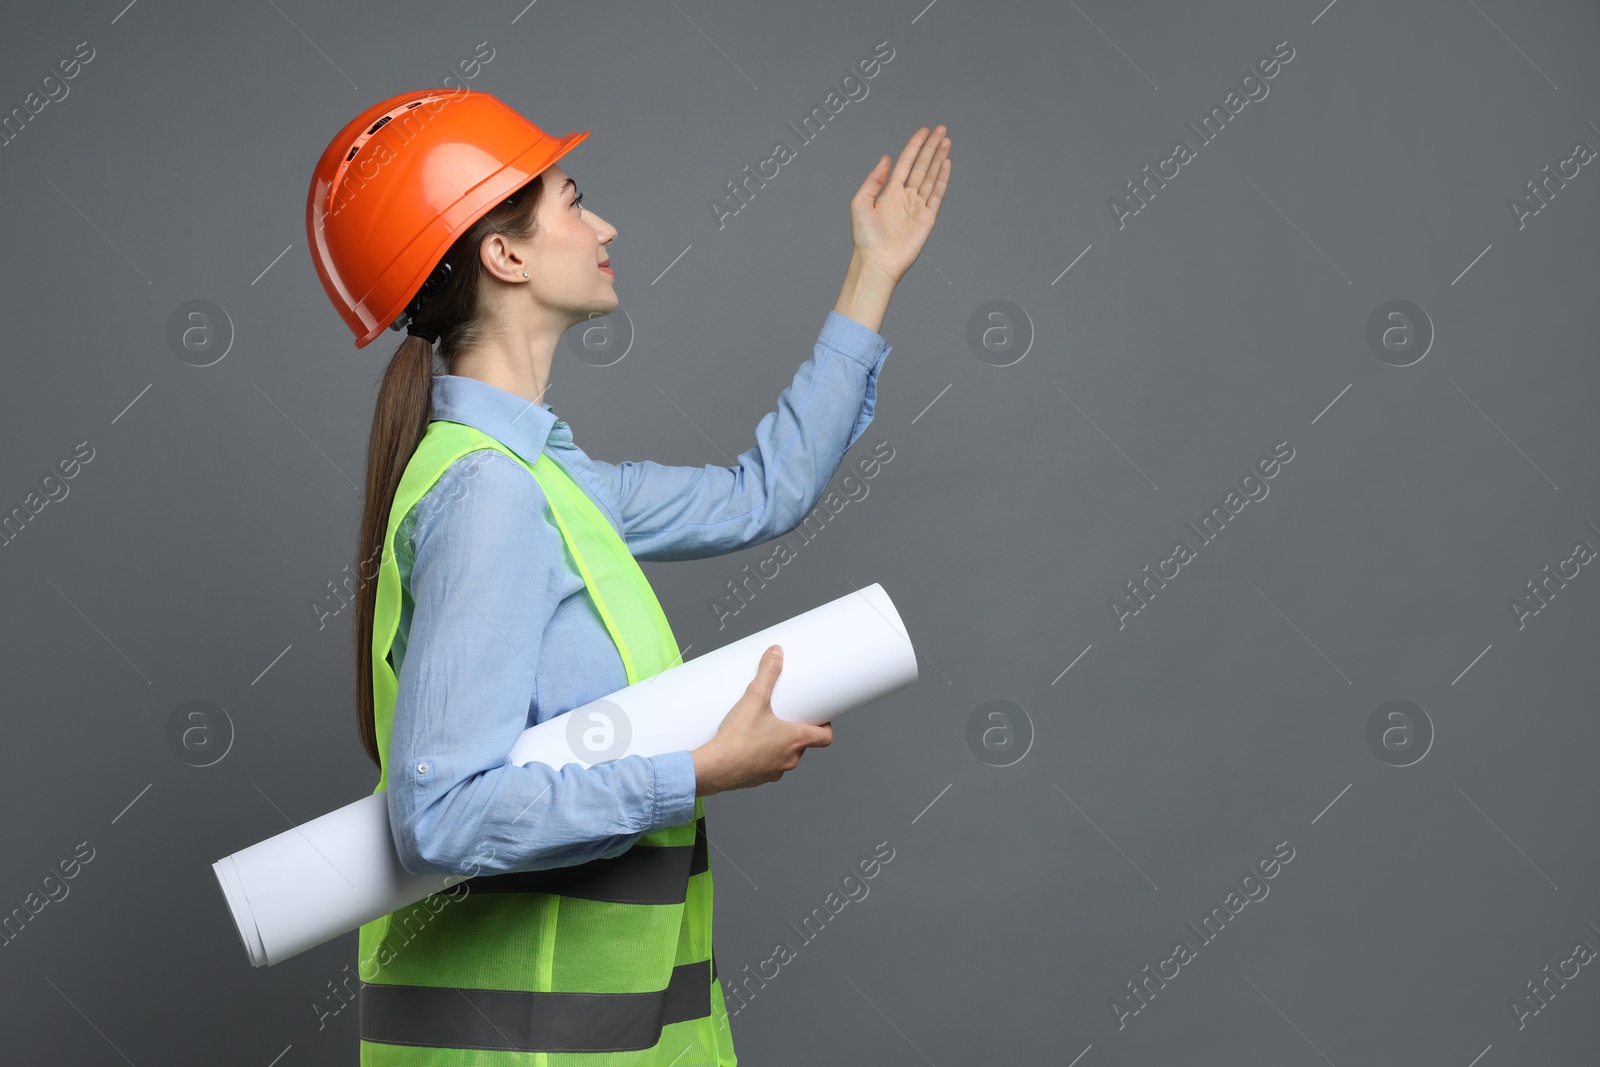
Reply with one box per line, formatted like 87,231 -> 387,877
691,744 -> 724,798
833,253 -> 897,335
847,250 -> 899,285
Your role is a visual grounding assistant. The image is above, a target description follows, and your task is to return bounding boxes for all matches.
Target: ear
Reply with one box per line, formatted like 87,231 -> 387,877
478,232 -> 528,284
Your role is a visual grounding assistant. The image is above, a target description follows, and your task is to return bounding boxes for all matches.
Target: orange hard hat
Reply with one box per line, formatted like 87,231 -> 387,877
305,89 -> 589,348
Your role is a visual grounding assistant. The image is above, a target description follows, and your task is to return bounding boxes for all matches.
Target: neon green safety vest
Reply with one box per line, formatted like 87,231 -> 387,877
358,418 -> 735,1067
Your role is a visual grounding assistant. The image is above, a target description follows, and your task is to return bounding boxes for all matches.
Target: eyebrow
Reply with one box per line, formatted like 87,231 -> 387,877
559,177 -> 577,199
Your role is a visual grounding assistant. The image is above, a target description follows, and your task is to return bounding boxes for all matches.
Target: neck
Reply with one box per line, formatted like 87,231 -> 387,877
450,312 -> 566,407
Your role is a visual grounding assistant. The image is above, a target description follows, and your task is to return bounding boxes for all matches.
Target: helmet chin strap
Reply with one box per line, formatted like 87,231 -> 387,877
389,259 -> 454,334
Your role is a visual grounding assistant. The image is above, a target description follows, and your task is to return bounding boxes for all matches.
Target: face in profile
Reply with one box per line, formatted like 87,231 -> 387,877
517,164 -> 619,322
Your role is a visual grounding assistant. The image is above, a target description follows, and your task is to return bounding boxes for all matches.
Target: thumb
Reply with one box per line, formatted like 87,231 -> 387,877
748,644 -> 784,695
855,155 -> 889,200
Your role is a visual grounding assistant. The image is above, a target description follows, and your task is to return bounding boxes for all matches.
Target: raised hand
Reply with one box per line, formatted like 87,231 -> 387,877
847,124 -> 953,283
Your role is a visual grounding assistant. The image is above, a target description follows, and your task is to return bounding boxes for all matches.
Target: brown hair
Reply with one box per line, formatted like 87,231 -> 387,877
351,173 -> 547,769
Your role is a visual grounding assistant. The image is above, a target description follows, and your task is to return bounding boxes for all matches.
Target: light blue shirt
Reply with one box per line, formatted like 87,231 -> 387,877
387,310 -> 893,876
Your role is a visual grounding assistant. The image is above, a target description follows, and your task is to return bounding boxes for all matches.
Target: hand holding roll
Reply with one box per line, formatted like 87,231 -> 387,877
693,645 -> 835,795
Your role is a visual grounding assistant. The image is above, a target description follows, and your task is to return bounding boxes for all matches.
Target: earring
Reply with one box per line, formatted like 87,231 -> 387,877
522,270 -> 529,278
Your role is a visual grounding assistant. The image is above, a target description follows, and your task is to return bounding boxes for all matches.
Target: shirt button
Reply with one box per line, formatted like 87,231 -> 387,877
417,761 -> 430,774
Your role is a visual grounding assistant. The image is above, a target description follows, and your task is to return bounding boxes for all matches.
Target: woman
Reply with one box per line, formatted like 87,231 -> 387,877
306,89 -> 950,1065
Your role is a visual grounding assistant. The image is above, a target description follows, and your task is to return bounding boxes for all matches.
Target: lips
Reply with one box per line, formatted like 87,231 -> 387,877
599,261 -> 615,276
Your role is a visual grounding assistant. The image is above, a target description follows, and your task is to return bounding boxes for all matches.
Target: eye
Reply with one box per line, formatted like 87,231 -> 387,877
572,191 -> 585,214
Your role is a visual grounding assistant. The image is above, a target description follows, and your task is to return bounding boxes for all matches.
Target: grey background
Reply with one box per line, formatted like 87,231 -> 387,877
2,0 -> 1597,1063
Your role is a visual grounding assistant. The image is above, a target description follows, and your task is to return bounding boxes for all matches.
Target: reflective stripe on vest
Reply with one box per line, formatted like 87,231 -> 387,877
461,817 -> 708,904
360,958 -> 723,1054
358,418 -> 736,1066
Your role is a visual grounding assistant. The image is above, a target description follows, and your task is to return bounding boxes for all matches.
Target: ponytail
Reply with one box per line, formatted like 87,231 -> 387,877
352,333 -> 435,767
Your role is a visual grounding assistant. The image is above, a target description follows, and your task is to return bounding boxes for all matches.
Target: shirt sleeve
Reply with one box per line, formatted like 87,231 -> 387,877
385,449 -> 700,878
585,309 -> 892,562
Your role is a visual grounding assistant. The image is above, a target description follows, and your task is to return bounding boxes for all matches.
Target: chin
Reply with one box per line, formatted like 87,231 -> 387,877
574,297 -> 620,325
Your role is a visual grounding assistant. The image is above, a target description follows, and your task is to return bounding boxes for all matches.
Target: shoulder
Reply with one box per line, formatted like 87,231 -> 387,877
407,448 -> 554,549
400,449 -> 570,620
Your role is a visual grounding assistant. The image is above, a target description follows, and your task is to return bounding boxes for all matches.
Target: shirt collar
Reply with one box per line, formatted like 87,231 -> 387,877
429,374 -> 563,466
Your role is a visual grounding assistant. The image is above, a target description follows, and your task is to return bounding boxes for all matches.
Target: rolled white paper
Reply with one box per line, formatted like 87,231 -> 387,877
213,582 -> 916,967
508,580 -> 914,770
